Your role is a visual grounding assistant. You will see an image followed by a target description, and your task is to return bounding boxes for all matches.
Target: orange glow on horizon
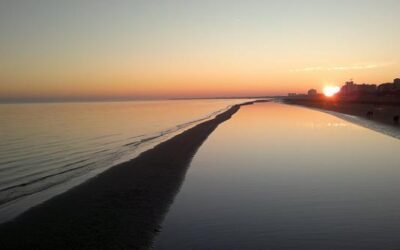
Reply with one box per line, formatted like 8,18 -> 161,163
323,86 -> 340,97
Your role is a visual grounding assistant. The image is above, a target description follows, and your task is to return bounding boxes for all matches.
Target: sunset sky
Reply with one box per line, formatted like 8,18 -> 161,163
1,0 -> 399,101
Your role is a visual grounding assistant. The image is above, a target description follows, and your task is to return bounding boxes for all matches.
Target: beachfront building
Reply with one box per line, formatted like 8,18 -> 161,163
377,79 -> 400,94
308,89 -> 318,96
340,80 -> 356,95
394,78 -> 400,88
358,84 -> 377,93
340,80 -> 376,95
378,83 -> 395,93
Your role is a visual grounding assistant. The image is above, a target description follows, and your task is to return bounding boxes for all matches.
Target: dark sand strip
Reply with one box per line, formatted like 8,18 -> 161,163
0,101 -> 261,249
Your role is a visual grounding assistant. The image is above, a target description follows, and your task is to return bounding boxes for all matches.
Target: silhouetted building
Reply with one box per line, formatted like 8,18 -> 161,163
308,89 -> 317,96
376,78 -> 400,93
358,84 -> 377,93
340,80 -> 356,95
288,93 -> 297,97
377,83 -> 395,93
394,78 -> 400,88
340,80 -> 376,95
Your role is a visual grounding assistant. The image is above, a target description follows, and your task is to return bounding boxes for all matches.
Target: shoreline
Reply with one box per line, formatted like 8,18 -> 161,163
282,98 -> 400,132
0,100 -> 263,249
0,99 -> 248,224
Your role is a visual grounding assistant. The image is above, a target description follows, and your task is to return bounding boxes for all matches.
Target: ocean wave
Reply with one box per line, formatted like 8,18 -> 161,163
0,102 -> 240,223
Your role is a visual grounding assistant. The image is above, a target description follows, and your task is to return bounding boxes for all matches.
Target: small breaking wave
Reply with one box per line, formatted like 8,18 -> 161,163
0,101 -> 243,223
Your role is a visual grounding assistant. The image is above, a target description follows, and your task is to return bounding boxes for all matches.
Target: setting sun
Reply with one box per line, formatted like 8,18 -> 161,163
323,86 -> 340,97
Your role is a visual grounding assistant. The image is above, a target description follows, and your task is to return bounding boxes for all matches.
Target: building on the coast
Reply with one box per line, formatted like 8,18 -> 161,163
336,77 -> 400,96
340,80 -> 376,95
307,89 -> 318,96
340,80 -> 356,95
378,83 -> 394,93
358,84 -> 377,93
377,78 -> 400,93
394,78 -> 400,88
288,93 -> 297,97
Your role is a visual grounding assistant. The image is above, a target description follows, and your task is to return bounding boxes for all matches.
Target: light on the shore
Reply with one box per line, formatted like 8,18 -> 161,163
323,86 -> 340,97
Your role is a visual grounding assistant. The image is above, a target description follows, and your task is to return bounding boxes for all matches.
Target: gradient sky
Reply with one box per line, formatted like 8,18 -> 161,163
1,0 -> 399,101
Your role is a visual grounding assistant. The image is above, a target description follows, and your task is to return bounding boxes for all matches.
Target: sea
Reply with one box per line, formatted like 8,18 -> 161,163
154,102 -> 400,249
0,99 -> 249,223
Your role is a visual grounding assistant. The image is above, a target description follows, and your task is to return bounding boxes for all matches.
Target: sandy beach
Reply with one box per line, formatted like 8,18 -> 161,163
282,97 -> 400,128
0,101 -> 261,249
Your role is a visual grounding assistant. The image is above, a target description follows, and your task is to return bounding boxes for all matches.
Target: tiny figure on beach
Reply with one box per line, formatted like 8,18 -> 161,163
394,115 -> 399,125
366,111 -> 374,119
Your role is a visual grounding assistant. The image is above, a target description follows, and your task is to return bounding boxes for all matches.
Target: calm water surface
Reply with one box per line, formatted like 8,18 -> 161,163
155,102 -> 400,249
0,99 -> 247,222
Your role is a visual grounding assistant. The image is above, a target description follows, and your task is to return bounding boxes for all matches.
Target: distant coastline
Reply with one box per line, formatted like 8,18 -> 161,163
282,96 -> 400,132
0,96 -> 279,105
283,77 -> 400,130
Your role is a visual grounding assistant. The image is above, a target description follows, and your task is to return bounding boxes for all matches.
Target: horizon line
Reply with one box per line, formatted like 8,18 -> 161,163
0,95 -> 282,105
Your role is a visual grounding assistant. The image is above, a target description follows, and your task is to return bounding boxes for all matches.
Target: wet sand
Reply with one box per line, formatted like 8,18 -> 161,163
0,101 -> 262,249
283,97 -> 400,128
